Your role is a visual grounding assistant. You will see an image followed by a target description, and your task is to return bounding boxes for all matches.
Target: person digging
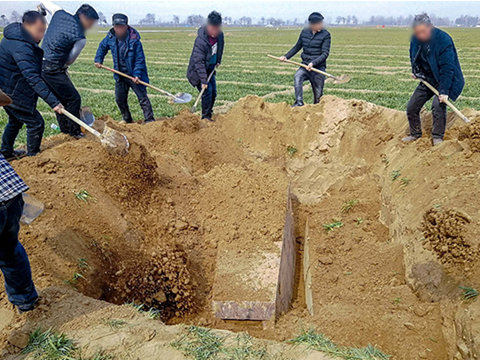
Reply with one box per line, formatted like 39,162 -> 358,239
94,13 -> 155,124
187,11 -> 224,122
279,12 -> 331,107
403,13 -> 465,146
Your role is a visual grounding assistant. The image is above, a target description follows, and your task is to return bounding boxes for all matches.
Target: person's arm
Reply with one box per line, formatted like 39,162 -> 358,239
217,35 -> 224,66
13,44 -> 61,109
132,41 -> 147,80
40,0 -> 62,15
66,38 -> 86,66
438,42 -> 456,98
192,39 -> 208,85
94,36 -> 110,65
284,33 -> 303,59
311,33 -> 331,67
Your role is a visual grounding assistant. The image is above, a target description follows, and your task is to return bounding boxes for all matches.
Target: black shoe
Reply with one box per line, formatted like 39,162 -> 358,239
16,298 -> 39,314
72,133 -> 85,139
292,101 -> 304,108
202,116 -> 215,122
144,119 -> 155,124
3,149 -> 27,160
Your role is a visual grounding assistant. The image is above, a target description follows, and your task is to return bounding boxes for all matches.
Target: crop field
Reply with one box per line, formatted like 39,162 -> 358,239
1,26 -> 480,143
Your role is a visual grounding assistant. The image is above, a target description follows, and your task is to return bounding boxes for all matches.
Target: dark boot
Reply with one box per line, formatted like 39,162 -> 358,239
292,100 -> 304,108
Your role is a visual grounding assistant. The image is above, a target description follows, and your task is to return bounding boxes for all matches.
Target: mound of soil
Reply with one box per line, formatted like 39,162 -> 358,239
2,95 -> 480,360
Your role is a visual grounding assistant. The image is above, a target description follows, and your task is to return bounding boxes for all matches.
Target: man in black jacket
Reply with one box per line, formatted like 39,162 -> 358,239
280,12 -> 331,107
41,4 -> 98,138
187,11 -> 224,121
0,11 -> 64,158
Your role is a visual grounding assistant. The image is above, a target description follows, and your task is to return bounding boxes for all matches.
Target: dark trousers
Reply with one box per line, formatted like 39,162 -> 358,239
115,78 -> 155,123
1,107 -> 44,157
42,64 -> 82,136
407,83 -> 447,139
294,67 -> 325,105
196,68 -> 217,118
0,194 -> 38,309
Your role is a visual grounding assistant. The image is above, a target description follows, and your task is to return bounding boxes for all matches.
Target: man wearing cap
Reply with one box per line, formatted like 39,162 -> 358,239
94,14 -> 154,124
403,13 -> 464,146
187,11 -> 224,122
280,12 -> 331,107
40,2 -> 99,138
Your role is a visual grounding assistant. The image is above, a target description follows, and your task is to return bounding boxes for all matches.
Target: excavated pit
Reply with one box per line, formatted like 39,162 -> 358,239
3,96 -> 480,359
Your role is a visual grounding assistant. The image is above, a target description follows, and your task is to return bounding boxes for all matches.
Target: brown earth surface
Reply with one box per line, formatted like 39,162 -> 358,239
1,95 -> 480,360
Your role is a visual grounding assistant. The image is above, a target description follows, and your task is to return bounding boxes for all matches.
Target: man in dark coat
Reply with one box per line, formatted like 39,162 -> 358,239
280,12 -> 331,107
41,3 -> 98,138
94,14 -> 155,123
404,13 -> 465,146
187,11 -> 224,121
0,11 -> 64,158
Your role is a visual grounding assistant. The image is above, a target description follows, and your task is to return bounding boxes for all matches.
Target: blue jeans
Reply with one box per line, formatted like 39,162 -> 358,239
196,68 -> 217,118
0,194 -> 37,309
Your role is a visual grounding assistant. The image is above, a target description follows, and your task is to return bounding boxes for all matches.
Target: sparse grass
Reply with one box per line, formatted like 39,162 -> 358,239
172,326 -> 269,360
23,328 -> 76,360
460,286 -> 479,301
392,297 -> 402,304
74,189 -> 97,203
356,217 -> 364,226
290,329 -> 391,360
342,199 -> 358,213
103,319 -> 127,331
323,221 -> 344,232
64,272 -> 85,287
400,178 -> 410,187
391,170 -> 401,182
287,146 -> 297,156
78,258 -> 89,270
126,301 -> 162,320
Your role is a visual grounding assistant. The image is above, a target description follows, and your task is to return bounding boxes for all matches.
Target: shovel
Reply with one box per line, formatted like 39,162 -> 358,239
418,78 -> 470,123
0,89 -> 12,107
21,193 -> 44,225
191,70 -> 215,113
80,106 -> 95,126
267,55 -> 351,84
98,64 -> 192,104
61,109 -> 130,156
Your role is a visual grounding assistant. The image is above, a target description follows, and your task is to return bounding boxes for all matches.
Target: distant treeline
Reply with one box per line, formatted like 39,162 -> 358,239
1,10 -> 479,28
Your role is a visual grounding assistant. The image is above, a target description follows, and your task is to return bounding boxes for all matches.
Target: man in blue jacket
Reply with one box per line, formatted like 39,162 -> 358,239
280,12 -> 331,107
0,11 -> 64,158
95,14 -> 155,124
41,3 -> 98,138
403,13 -> 465,146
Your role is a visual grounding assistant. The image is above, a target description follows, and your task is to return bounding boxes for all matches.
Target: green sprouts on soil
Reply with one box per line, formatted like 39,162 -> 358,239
104,319 -> 127,331
400,178 -> 410,187
323,221 -> 344,232
460,286 -> 479,301
23,328 -> 76,360
342,199 -> 358,213
287,146 -> 297,156
391,170 -> 401,182
290,329 -> 391,360
74,189 -> 97,203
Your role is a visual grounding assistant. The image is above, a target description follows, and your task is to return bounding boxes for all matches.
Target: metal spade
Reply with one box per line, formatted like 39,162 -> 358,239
0,89 -> 12,107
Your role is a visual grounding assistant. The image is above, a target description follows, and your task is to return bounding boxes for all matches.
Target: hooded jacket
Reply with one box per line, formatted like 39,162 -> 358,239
187,26 -> 224,86
285,27 -> 331,69
410,27 -> 464,101
94,26 -> 149,89
42,10 -> 85,67
0,23 -> 60,113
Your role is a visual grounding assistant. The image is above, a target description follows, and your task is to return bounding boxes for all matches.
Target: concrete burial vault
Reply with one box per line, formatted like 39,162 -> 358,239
212,187 -> 296,321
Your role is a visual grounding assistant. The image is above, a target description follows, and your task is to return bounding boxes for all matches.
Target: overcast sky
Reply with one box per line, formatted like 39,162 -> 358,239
1,1 -> 479,24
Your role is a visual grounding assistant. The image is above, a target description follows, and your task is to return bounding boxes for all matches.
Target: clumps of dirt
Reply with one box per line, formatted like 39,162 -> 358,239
96,143 -> 160,203
104,244 -> 195,319
458,118 -> 480,152
161,110 -> 206,134
423,208 -> 477,269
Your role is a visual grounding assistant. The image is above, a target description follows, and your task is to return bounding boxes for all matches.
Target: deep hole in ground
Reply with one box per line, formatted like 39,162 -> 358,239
2,95 -> 480,359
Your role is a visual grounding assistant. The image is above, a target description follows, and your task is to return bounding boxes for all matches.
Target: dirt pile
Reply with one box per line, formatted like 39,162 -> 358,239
1,95 -> 480,360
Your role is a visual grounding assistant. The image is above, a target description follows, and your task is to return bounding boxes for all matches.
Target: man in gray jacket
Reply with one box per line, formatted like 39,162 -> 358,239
280,12 -> 331,107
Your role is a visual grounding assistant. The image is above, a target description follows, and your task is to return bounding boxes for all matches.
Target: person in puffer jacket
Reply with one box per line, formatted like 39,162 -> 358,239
280,12 -> 331,107
94,14 -> 155,124
41,3 -> 98,138
0,11 -> 64,158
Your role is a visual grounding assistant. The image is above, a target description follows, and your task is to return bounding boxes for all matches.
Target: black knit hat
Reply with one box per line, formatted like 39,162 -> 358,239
308,12 -> 324,24
112,13 -> 128,26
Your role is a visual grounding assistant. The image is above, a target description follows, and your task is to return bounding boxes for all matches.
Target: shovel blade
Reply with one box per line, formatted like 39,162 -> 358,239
21,193 -> 44,225
333,75 -> 352,85
173,92 -> 193,104
80,106 -> 95,126
0,89 -> 12,107
102,126 -> 130,156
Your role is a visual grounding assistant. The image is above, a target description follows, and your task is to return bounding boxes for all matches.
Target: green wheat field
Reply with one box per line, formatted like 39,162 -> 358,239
1,26 -> 479,143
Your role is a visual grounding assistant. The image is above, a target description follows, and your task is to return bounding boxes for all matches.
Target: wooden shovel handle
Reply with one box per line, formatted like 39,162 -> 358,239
267,54 -> 337,80
419,79 -> 470,123
98,64 -> 178,99
61,109 -> 103,138
193,70 -> 215,110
